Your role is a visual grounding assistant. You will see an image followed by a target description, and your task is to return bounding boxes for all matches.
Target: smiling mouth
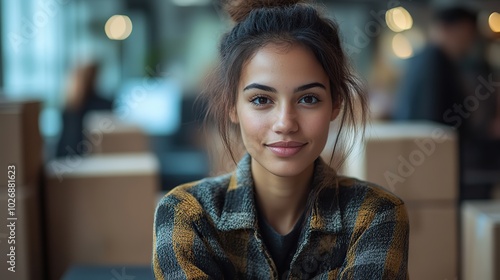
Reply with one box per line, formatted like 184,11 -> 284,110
265,141 -> 307,157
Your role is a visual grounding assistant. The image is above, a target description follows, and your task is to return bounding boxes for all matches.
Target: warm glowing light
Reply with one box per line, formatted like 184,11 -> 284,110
386,7 -> 413,32
105,15 -> 133,40
392,33 -> 413,59
489,12 -> 500,33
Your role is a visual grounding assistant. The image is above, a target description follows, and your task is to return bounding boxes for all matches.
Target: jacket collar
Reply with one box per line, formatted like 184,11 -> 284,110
308,157 -> 342,234
217,153 -> 342,234
217,153 -> 257,231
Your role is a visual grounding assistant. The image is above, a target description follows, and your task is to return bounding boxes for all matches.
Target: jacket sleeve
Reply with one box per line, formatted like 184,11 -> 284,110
338,202 -> 410,280
152,192 -> 222,280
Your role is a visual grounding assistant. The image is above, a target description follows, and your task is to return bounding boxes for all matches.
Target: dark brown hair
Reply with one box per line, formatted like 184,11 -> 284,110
200,0 -> 368,170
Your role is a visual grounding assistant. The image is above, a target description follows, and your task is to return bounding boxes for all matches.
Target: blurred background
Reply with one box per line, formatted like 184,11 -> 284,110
0,0 -> 499,279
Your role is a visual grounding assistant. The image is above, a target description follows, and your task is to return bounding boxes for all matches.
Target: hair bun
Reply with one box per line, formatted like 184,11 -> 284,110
224,0 -> 305,23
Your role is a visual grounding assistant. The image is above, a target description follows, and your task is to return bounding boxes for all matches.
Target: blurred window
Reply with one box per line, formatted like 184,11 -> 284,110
1,0 -> 68,137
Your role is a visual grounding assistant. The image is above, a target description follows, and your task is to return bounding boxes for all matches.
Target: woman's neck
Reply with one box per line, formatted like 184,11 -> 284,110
251,158 -> 314,235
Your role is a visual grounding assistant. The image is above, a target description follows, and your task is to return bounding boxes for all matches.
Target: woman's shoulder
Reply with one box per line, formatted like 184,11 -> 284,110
335,175 -> 406,208
156,173 -> 234,221
320,176 -> 409,228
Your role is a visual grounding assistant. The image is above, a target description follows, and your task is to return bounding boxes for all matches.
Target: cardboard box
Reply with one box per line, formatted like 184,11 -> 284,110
44,153 -> 159,280
406,202 -> 457,280
0,100 -> 43,188
0,186 -> 43,280
462,201 -> 500,280
83,112 -> 148,154
341,121 -> 458,202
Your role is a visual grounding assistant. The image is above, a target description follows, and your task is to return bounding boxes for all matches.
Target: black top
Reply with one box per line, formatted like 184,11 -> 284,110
258,209 -> 306,279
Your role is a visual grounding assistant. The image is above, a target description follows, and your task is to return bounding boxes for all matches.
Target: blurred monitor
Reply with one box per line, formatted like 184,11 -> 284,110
114,78 -> 182,136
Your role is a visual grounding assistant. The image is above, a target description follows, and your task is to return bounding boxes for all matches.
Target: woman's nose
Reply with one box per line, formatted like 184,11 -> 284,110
272,104 -> 299,134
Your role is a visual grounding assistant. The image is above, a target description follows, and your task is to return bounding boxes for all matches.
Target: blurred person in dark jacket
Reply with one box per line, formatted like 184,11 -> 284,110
393,6 -> 500,199
56,62 -> 113,157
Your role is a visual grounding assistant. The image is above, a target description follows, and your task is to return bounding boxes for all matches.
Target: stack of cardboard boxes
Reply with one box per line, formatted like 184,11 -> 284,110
45,153 -> 159,280
0,100 -> 44,280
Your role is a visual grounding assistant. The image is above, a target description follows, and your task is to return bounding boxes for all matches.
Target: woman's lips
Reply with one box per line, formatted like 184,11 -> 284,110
265,141 -> 307,157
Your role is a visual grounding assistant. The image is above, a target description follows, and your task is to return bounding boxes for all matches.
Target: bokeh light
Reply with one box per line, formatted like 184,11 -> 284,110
386,7 -> 413,32
392,33 -> 413,59
489,12 -> 500,33
105,15 -> 133,40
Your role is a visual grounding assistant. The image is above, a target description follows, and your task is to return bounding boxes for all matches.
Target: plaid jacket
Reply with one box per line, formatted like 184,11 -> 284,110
153,154 -> 409,279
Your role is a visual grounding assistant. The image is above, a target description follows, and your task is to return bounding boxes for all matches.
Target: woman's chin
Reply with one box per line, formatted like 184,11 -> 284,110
255,157 -> 314,179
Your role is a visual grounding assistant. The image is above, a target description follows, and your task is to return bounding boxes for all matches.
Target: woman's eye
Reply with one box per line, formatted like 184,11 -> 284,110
251,96 -> 272,106
299,95 -> 319,104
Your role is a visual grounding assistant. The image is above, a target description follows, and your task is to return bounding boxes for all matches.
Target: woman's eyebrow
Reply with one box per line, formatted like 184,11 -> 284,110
243,82 -> 326,93
243,83 -> 277,93
294,82 -> 326,92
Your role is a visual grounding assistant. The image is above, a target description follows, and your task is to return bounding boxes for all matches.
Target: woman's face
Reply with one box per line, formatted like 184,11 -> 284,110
232,43 -> 339,178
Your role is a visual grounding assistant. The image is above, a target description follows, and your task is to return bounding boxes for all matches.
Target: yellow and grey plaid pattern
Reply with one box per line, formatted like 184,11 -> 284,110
153,153 -> 409,279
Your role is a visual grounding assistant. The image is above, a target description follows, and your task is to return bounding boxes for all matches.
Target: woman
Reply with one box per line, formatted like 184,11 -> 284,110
153,1 -> 409,279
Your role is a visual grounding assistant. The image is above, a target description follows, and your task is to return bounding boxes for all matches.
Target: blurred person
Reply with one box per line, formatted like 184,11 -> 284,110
153,1 -> 409,279
393,6 -> 499,200
56,62 -> 113,157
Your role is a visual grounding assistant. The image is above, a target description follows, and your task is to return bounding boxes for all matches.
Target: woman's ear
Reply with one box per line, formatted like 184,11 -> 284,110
330,100 -> 341,121
230,107 -> 239,124
330,107 -> 340,121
